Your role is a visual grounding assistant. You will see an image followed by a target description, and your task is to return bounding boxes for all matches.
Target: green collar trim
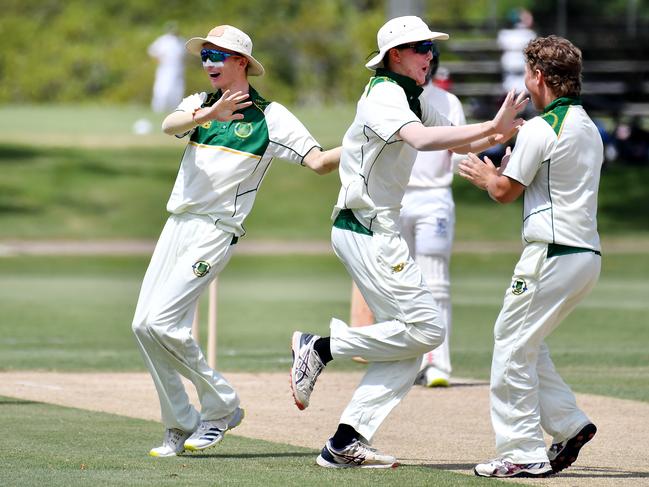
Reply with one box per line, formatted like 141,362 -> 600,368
543,97 -> 581,114
374,68 -> 423,99
374,68 -> 423,119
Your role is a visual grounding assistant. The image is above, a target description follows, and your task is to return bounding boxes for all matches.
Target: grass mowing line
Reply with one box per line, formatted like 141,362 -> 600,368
0,395 -> 509,487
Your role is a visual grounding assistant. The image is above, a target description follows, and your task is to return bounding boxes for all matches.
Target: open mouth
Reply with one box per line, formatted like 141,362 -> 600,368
209,72 -> 221,79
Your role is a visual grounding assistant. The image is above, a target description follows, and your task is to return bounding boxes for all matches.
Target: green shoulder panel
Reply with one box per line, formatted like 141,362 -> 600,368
540,105 -> 570,137
365,76 -> 397,96
190,90 -> 270,157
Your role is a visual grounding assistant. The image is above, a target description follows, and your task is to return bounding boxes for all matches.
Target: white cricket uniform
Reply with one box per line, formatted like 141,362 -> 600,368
132,88 -> 320,432
491,97 -> 602,462
497,27 -> 537,93
148,33 -> 186,113
400,83 -> 466,377
329,69 -> 450,442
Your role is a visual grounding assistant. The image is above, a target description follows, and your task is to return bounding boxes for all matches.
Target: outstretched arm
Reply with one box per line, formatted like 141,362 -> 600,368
399,90 -> 528,152
162,90 -> 253,136
302,146 -> 342,175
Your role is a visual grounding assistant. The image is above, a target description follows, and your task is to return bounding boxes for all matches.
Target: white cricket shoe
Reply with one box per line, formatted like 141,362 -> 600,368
316,439 -> 398,469
290,331 -> 324,410
149,428 -> 192,457
474,458 -> 552,478
421,365 -> 450,388
183,407 -> 245,452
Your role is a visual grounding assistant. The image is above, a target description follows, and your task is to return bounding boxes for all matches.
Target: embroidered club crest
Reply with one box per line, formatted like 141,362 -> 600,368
234,122 -> 253,138
511,278 -> 528,295
192,260 -> 211,278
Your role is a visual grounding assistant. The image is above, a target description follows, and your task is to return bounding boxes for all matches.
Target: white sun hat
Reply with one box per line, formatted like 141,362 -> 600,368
186,25 -> 265,76
365,16 -> 449,70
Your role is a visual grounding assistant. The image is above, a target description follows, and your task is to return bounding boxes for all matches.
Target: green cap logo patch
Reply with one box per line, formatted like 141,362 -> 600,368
511,278 -> 528,295
234,122 -> 253,138
192,260 -> 211,278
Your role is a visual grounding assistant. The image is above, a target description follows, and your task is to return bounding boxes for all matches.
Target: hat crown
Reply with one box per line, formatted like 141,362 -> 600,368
377,16 -> 430,49
207,25 -> 253,56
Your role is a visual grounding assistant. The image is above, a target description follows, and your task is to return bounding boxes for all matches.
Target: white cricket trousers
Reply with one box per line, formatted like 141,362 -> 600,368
491,243 -> 600,463
132,213 -> 239,432
400,187 -> 454,375
330,225 -> 445,442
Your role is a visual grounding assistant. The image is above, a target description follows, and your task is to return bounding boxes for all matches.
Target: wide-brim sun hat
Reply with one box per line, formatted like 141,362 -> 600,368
365,16 -> 449,70
186,25 -> 265,76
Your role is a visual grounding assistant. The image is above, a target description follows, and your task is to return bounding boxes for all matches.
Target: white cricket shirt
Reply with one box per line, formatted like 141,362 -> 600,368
503,97 -> 603,250
167,88 -> 320,236
408,83 -> 466,189
334,69 -> 450,234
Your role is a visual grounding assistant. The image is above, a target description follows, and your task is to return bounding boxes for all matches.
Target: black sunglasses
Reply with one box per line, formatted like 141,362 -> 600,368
398,40 -> 436,55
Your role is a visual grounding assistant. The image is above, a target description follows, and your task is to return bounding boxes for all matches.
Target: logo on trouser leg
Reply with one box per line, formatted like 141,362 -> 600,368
192,260 -> 211,277
511,278 -> 528,295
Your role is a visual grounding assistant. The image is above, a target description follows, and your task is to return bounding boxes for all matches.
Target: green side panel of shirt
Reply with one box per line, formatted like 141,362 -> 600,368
333,209 -> 373,236
190,88 -> 270,157
366,76 -> 397,96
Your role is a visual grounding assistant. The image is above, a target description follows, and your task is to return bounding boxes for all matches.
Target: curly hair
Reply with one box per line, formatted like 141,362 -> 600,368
524,35 -> 582,98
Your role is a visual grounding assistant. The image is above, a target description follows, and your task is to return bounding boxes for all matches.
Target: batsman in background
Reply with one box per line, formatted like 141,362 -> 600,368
289,16 -> 527,469
460,35 -> 600,478
131,24 -> 340,458
349,44 -> 467,388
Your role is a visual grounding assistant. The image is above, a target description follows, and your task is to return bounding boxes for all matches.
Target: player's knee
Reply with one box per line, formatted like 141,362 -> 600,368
411,317 -> 446,352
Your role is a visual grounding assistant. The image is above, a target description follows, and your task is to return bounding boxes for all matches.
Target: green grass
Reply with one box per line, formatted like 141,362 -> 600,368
0,104 -> 647,241
0,252 -> 647,401
1,396 -> 512,487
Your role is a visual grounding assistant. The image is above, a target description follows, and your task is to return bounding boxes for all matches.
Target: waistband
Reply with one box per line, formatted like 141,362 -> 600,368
547,243 -> 601,258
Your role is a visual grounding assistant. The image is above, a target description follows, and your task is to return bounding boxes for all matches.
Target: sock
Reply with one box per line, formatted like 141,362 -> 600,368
330,423 -> 359,449
313,337 -> 333,365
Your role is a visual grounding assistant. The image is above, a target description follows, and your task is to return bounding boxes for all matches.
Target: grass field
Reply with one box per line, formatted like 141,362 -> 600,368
1,252 -> 647,402
1,396 -> 521,487
0,105 -> 647,485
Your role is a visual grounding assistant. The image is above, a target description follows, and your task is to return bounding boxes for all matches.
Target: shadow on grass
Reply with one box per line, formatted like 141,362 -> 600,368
418,463 -> 649,479
186,451 -> 317,459
0,398 -> 42,405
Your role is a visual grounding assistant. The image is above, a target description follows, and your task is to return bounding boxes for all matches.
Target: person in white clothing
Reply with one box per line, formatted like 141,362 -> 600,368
349,46 -> 467,388
497,8 -> 537,94
289,15 -> 527,469
460,35 -> 601,479
132,24 -> 341,458
148,22 -> 186,113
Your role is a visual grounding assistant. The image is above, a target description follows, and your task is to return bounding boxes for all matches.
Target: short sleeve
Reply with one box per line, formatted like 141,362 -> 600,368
361,82 -> 420,141
503,117 -> 556,186
264,102 -> 321,164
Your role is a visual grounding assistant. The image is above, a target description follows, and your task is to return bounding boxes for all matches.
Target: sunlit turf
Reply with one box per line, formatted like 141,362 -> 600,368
0,252 -> 647,401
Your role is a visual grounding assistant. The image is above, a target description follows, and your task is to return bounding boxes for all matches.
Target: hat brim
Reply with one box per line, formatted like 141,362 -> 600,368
365,30 -> 449,70
186,37 -> 265,76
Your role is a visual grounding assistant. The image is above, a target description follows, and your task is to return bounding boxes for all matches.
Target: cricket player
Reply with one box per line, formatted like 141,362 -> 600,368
132,24 -> 341,458
349,47 -> 468,388
289,16 -> 527,468
459,35 -> 601,478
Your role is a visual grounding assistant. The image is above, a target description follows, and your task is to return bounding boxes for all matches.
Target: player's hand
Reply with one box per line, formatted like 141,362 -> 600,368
202,90 -> 252,122
491,90 -> 528,137
458,152 -> 498,190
